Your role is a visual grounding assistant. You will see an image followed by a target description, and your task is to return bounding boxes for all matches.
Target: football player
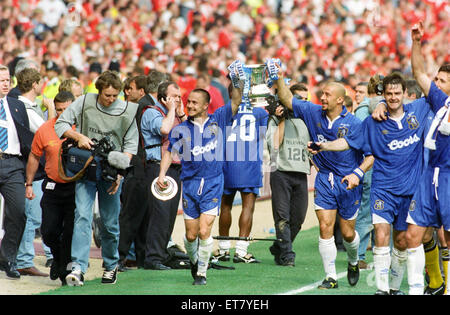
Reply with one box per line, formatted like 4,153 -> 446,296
157,85 -> 242,285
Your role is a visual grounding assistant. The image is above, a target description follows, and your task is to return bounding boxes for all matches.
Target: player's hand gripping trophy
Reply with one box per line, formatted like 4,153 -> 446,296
227,58 -> 282,110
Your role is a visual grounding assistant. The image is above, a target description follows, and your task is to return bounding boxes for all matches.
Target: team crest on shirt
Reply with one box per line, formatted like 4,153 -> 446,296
208,122 -> 219,136
409,200 -> 416,211
381,129 -> 389,135
374,199 -> 384,210
406,114 -> 419,130
337,125 -> 349,138
212,198 -> 218,203
183,198 -> 188,209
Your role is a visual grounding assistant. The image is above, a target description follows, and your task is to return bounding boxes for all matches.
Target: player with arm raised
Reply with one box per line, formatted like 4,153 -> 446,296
276,71 -> 372,289
156,83 -> 242,285
405,21 -> 450,295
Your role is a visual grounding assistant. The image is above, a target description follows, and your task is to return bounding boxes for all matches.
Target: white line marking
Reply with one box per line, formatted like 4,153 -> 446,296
278,268 -> 371,295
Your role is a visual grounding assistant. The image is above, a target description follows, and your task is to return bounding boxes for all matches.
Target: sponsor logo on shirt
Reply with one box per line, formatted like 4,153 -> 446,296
191,140 -> 218,156
387,134 -> 420,151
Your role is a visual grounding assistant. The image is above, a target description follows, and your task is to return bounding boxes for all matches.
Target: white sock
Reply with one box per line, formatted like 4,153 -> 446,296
184,235 -> 198,265
407,244 -> 425,295
390,247 -> 407,291
343,231 -> 360,266
373,246 -> 391,293
218,240 -> 231,253
235,240 -> 250,257
197,237 -> 213,276
319,236 -> 337,280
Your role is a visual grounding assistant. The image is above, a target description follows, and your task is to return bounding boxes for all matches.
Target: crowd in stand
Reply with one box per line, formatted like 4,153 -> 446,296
0,0 -> 448,104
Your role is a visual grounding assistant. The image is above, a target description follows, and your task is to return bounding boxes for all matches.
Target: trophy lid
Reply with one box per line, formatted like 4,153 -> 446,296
151,176 -> 178,201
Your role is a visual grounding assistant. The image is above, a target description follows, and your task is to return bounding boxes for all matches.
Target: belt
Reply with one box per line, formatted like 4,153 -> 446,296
0,153 -> 19,160
146,159 -> 160,164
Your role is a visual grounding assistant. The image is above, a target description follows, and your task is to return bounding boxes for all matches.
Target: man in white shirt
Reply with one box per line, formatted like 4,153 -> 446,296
15,67 -> 54,277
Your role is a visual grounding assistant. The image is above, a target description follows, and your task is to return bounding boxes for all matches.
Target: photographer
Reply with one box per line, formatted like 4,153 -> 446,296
54,70 -> 139,286
265,83 -> 311,267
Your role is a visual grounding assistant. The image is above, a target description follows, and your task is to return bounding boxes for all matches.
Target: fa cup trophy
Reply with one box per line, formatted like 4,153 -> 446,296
228,58 -> 281,109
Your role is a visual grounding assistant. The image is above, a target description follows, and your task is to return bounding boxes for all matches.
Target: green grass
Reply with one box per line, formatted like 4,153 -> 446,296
39,227 -> 407,295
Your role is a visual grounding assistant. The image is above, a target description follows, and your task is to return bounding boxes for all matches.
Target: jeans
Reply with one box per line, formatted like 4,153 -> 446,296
16,179 -> 53,269
355,168 -> 373,261
70,178 -> 122,273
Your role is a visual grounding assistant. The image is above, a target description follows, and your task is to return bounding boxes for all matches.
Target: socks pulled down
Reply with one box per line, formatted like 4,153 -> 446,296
197,237 -> 214,276
184,235 -> 199,265
390,247 -> 407,291
407,244 -> 425,295
373,246 -> 391,293
319,236 -> 337,280
235,240 -> 250,257
343,231 -> 360,266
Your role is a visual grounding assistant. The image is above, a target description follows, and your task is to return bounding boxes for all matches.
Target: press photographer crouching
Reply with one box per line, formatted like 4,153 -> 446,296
54,70 -> 139,286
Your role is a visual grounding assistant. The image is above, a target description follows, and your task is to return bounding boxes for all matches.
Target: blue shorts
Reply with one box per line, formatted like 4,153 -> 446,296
370,188 -> 410,231
182,174 -> 224,220
407,167 -> 450,231
223,187 -> 260,196
314,172 -> 362,220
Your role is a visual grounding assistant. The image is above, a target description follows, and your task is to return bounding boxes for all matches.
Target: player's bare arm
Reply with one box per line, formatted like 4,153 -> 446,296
411,21 -> 431,97
230,82 -> 243,116
157,150 -> 174,189
275,70 -> 293,111
341,155 -> 374,190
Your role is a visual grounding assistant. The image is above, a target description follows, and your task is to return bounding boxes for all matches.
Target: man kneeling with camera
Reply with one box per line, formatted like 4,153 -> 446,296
55,71 -> 139,286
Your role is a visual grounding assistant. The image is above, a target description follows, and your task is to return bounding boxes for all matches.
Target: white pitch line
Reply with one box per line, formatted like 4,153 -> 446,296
278,269 -> 371,295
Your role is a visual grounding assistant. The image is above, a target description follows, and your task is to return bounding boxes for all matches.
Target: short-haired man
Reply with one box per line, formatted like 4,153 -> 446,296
55,70 -> 139,286
157,85 -> 242,285
25,91 -> 76,285
141,81 -> 187,270
323,72 -> 433,294
276,70 -> 374,289
0,65 -> 35,279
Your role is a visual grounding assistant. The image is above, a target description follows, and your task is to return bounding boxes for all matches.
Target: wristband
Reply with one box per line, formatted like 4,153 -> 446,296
352,168 -> 364,181
25,183 -> 33,187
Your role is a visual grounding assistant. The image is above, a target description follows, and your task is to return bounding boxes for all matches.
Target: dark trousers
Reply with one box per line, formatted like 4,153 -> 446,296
0,157 -> 26,264
270,170 -> 308,262
40,178 -> 75,280
144,161 -> 181,266
118,168 -> 150,267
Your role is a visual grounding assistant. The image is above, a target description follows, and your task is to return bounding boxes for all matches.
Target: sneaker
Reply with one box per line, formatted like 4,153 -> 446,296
233,253 -> 261,264
347,262 -> 360,286
65,269 -> 84,287
424,282 -> 445,295
193,273 -> 207,285
101,266 -> 118,284
318,277 -> 338,289
211,249 -> 230,262
374,290 -> 389,295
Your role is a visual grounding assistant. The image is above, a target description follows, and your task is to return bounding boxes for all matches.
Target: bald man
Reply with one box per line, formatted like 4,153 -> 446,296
276,79 -> 374,290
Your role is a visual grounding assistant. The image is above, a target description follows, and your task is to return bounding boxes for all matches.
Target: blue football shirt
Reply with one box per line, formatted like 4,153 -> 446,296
168,103 -> 232,180
292,98 -> 365,177
426,82 -> 450,171
362,97 -> 432,195
223,104 -> 268,189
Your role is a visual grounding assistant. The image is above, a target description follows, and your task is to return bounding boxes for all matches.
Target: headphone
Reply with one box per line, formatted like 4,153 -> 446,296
375,75 -> 385,95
